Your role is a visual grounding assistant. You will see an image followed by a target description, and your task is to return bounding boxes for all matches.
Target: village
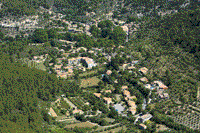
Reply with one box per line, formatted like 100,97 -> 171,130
0,1 -> 199,132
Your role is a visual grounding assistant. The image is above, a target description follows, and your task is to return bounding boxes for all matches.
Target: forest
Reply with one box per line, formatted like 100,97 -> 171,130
0,39 -> 82,132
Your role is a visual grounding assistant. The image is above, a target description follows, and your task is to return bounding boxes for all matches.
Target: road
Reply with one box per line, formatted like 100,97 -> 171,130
87,121 -> 120,128
142,98 -> 147,110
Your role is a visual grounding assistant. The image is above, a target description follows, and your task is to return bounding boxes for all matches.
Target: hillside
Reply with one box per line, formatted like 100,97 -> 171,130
128,7 -> 200,102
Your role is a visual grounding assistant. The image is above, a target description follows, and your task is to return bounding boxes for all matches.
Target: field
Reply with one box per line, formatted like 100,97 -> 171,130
22,58 -> 46,71
65,122 -> 96,128
103,126 -> 126,133
80,77 -> 101,88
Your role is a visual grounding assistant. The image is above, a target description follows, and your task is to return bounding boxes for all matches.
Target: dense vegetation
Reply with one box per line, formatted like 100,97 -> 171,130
130,7 -> 200,102
0,39 -> 83,132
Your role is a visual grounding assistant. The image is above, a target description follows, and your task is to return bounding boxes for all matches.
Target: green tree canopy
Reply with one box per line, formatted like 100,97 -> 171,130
111,26 -> 126,45
98,20 -> 114,29
33,29 -> 48,43
47,28 -> 59,39
0,31 -> 5,40
89,25 -> 101,38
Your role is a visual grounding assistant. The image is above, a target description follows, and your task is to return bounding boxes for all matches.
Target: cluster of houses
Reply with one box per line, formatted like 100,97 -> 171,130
48,97 -> 84,121
32,54 -> 48,63
121,86 -> 137,115
51,48 -> 97,78
139,76 -> 169,99
138,113 -> 153,130
93,92 -> 113,107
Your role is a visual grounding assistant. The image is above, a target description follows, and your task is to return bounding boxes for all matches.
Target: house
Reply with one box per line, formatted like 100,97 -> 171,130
129,107 -> 137,115
139,67 -> 148,75
127,100 -> 136,107
54,64 -> 62,70
103,97 -> 112,105
152,81 -> 168,89
128,96 -> 137,101
123,90 -> 131,98
49,63 -> 54,66
139,114 -> 153,123
48,107 -> 58,117
68,69 -> 73,73
106,70 -> 112,76
127,66 -> 136,70
122,63 -> 129,70
59,49 -> 65,53
144,84 -> 151,89
72,109 -> 84,115
104,90 -> 112,93
81,57 -> 96,69
140,77 -> 149,83
76,47 -> 87,52
121,25 -> 129,35
79,67 -> 86,72
121,86 -> 128,90
113,104 -> 125,114
94,93 -> 101,99
163,93 -> 169,99
59,74 -> 67,79
138,123 -> 147,130
105,55 -> 111,61
88,50 -> 95,53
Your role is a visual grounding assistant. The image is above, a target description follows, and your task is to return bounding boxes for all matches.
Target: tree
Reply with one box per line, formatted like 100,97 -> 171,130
112,11 -> 119,18
98,20 -> 114,29
99,119 -> 108,126
32,29 -> 48,43
0,31 -> 4,40
89,25 -> 101,38
137,104 -> 143,113
111,26 -> 126,45
101,27 -> 113,38
47,28 -> 58,39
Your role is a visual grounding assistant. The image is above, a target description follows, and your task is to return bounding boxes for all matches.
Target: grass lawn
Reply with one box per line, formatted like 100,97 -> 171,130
156,124 -> 169,132
60,100 -> 71,109
103,118 -> 115,123
80,76 -> 101,88
52,107 -> 62,116
65,122 -> 96,128
79,67 -> 104,77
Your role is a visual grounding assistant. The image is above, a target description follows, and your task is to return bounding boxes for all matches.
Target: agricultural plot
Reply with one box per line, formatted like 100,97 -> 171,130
80,77 -> 101,88
101,126 -> 127,133
65,122 -> 96,128
22,58 -> 46,71
68,97 -> 86,109
171,113 -> 200,130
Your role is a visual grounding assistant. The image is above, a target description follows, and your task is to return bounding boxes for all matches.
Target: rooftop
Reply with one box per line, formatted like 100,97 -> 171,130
140,77 -> 149,82
113,104 -> 125,114
139,67 -> 148,75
